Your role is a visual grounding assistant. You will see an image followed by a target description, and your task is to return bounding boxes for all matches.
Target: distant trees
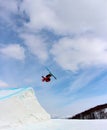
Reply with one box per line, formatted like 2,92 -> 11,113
68,104 -> 107,119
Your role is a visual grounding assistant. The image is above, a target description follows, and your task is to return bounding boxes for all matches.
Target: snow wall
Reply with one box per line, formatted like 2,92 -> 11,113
0,87 -> 50,126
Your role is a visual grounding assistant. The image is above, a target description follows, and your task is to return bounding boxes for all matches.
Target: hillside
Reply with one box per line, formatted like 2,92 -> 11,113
68,103 -> 107,119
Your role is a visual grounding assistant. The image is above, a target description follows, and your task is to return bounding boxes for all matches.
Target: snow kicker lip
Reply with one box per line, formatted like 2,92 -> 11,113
0,87 -> 32,100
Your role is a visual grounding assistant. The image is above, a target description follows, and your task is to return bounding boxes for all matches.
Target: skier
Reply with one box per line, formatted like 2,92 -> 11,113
42,73 -> 52,82
41,67 -> 57,82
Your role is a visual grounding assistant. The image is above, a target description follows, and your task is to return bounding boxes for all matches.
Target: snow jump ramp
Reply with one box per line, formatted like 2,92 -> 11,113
0,87 -> 50,126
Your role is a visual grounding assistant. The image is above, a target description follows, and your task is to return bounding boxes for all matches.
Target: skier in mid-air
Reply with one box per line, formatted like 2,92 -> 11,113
41,68 -> 57,82
42,73 -> 52,82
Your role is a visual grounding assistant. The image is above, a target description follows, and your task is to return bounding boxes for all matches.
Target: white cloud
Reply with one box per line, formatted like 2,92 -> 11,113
50,0 -> 107,35
21,33 -> 48,62
0,44 -> 25,60
0,0 -> 18,23
20,0 -> 60,31
0,80 -> 8,87
51,37 -> 107,71
0,0 -> 107,37
18,0 -> 107,36
0,0 -> 17,12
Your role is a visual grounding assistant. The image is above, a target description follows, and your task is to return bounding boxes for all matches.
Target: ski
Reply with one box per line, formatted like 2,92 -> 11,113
45,67 -> 57,80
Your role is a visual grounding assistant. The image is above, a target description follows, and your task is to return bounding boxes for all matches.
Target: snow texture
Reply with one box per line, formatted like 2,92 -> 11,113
0,87 -> 107,130
0,119 -> 107,130
0,87 -> 50,127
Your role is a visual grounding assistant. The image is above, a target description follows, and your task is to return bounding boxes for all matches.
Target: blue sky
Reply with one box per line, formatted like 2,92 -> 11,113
0,0 -> 107,118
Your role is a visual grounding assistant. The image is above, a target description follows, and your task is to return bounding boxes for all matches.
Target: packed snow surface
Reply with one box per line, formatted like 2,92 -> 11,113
0,119 -> 107,130
0,87 -> 50,126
